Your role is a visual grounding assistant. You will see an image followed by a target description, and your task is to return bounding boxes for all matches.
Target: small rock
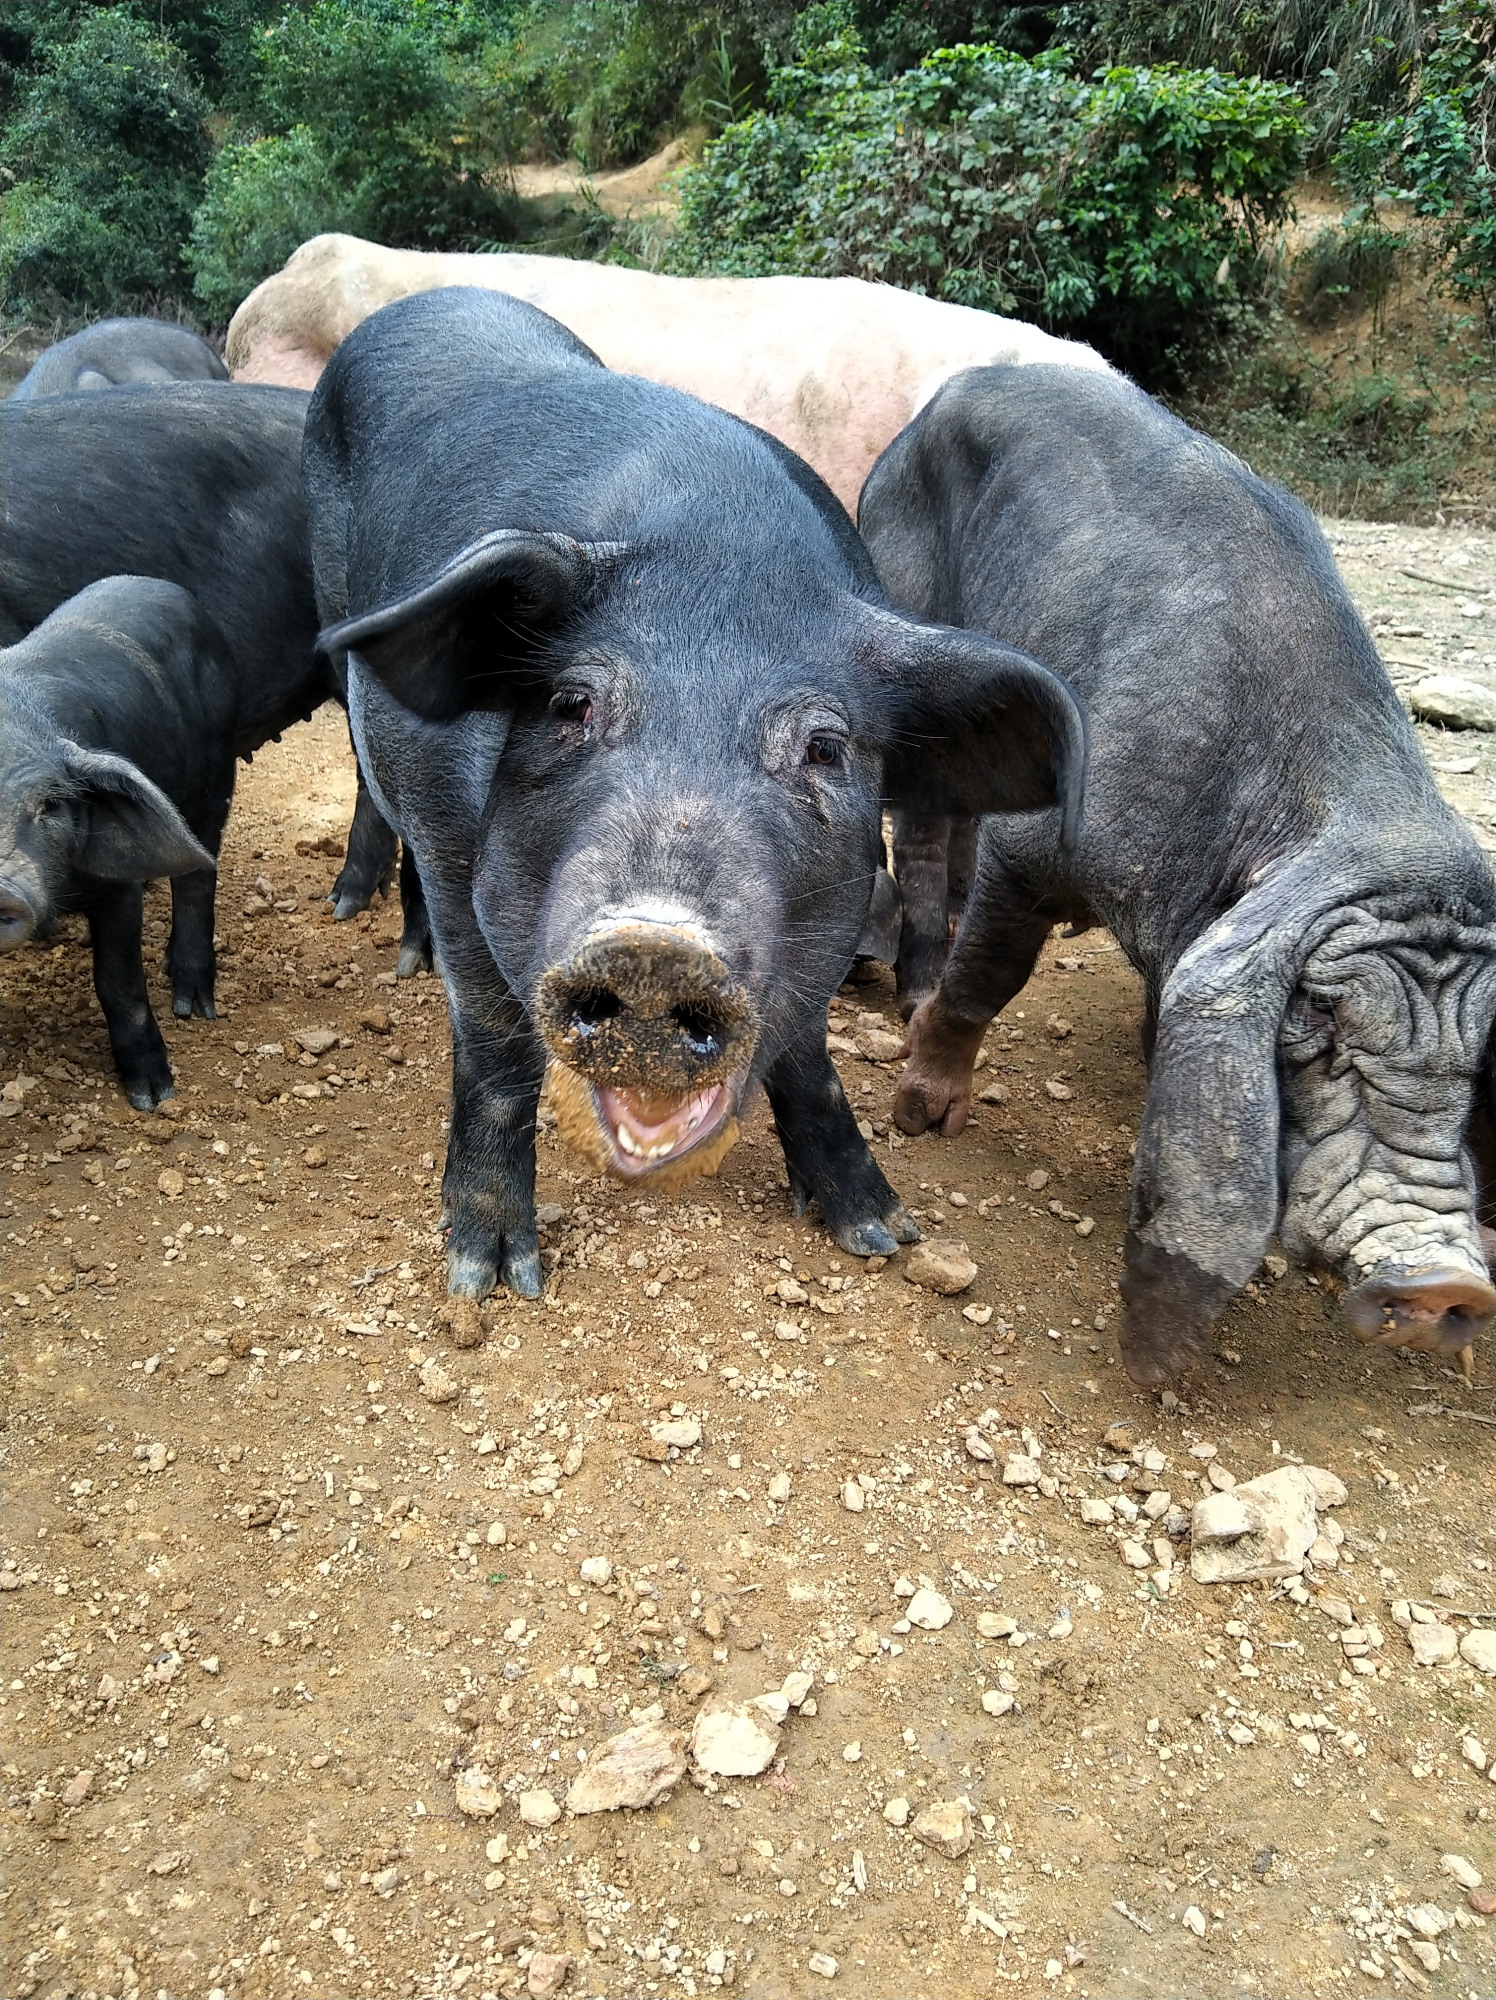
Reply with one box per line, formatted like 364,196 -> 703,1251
566,1723 -> 686,1814
145,1851 -> 183,1876
518,1788 -> 561,1829
1299,1465 -> 1347,1508
840,1479 -> 865,1513
781,1671 -> 814,1708
1410,674 -> 1496,731
358,1007 -> 391,1034
147,1440 -> 169,1473
1468,1886 -> 1496,1916
964,1426 -> 996,1463
910,1799 -> 972,1858
419,1358 -> 459,1405
1182,1905 -> 1206,1938
302,1144 -> 327,1169
156,1168 -> 184,1198
296,1025 -> 340,1055
842,1741 -> 862,1763
883,1796 -> 911,1825
1079,1496 -> 1115,1525
977,1082 -> 1010,1104
527,1951 -> 571,1998
1002,1454 -> 1040,1487
981,1689 -> 1014,1717
1408,1622 -> 1458,1667
1120,1539 -> 1151,1569
775,1275 -> 810,1305
808,1951 -> 839,1978
689,1701 -> 781,1778
976,1610 -> 1017,1639
579,1555 -> 613,1586
443,1297 -> 484,1350
61,1769 -> 94,1807
455,1766 -> 502,1818
1026,1170 -> 1050,1191
852,1624 -> 879,1657
1403,1904 -> 1450,1940
907,1586 -> 953,1630
857,1028 -> 905,1063
650,1416 -> 701,1449
1441,1853 -> 1482,1890
962,1302 -> 994,1324
1408,1939 -> 1440,1974
1189,1466 -> 1321,1584
768,1471 -> 793,1503
370,1864 -> 400,1893
904,1239 -> 978,1295
1461,1735 -> 1487,1773
1459,1629 -> 1496,1675
1044,1079 -> 1073,1101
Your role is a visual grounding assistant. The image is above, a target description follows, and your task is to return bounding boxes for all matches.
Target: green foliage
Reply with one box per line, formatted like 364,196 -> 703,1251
1334,0 -> 1493,322
0,7 -> 211,313
186,0 -> 526,313
670,9 -> 1304,373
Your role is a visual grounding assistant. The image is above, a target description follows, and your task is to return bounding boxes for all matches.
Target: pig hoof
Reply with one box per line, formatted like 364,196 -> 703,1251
397,939 -> 433,979
331,892 -> 366,921
448,1250 -> 498,1300
835,1205 -> 921,1259
172,991 -> 216,1020
501,1246 -> 544,1299
125,1079 -> 175,1113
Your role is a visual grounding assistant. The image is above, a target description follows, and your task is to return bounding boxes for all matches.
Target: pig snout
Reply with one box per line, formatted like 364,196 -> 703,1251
534,920 -> 758,1183
0,881 -> 40,952
1345,1263 -> 1496,1358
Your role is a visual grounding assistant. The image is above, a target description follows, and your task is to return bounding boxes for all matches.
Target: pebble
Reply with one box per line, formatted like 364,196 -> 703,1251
1079,1496 -> 1115,1525
1441,1853 -> 1482,1891
579,1555 -> 613,1586
649,1416 -> 702,1450
296,1025 -> 340,1055
61,1769 -> 94,1807
907,1586 -> 953,1630
1026,1170 -> 1050,1191
419,1358 -> 459,1405
1407,1622 -> 1458,1667
1404,1904 -> 1450,1940
1460,1735 -> 1488,1773
1468,1886 -> 1496,1916
1408,1939 -> 1440,1973
977,1611 -> 1017,1639
518,1788 -> 561,1830
302,1144 -> 328,1168
147,1441 -> 169,1473
808,1951 -> 839,1978
690,1701 -> 781,1778
1190,1466 -> 1323,1584
1459,1629 -> 1496,1675
1182,1905 -> 1206,1937
911,1799 -> 972,1858
842,1741 -> 862,1763
841,1480 -> 865,1513
768,1471 -> 793,1503
964,1426 -> 996,1462
1002,1454 -> 1040,1487
981,1690 -> 1015,1717
904,1239 -> 978,1295
565,1722 -> 686,1814
1410,673 -> 1496,731
962,1302 -> 993,1324
455,1766 -> 502,1818
527,1951 -> 571,1998
883,1796 -> 911,1825
156,1168 -> 185,1198
1120,1539 -> 1151,1569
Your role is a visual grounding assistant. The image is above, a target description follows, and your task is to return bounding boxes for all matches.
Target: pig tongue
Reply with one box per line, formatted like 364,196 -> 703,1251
596,1083 -> 725,1163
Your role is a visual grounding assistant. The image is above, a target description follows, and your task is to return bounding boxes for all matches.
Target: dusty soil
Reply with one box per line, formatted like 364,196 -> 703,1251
2,526 -> 1493,2000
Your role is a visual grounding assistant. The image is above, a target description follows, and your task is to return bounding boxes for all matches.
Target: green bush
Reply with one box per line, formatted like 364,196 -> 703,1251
0,7 -> 211,314
186,0 -> 525,314
1333,0 -> 1494,326
669,6 -> 1304,374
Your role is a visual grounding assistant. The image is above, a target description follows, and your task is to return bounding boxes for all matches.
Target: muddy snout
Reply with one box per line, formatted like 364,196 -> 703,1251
535,923 -> 757,1093
1345,1266 -> 1496,1357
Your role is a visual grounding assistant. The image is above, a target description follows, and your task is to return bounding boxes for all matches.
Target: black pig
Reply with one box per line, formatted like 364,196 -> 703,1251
306,288 -> 1086,1298
9,318 -> 228,399
0,578 -> 236,1108
0,384 -> 430,969
860,364 -> 1496,1384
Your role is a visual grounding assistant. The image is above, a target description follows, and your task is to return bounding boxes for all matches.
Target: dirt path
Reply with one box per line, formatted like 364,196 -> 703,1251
2,524 -> 1492,2000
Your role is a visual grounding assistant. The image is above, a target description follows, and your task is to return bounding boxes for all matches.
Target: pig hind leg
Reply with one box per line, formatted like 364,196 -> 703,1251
88,882 -> 175,1109
395,845 -> 434,978
330,752 -> 399,919
892,810 -> 955,1020
766,1034 -> 918,1257
895,841 -> 1057,1137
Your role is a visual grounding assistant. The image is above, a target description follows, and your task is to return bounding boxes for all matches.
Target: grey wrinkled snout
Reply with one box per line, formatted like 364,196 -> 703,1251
534,922 -> 757,1094
0,884 -> 39,953
1345,1264 -> 1496,1357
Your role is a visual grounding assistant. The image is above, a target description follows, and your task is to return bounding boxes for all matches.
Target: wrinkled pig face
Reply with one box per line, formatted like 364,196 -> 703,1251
330,532 -> 1082,1188
1277,901 -> 1496,1357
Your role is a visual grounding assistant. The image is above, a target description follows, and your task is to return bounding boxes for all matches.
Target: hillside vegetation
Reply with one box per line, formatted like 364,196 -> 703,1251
2,2 -> 1491,516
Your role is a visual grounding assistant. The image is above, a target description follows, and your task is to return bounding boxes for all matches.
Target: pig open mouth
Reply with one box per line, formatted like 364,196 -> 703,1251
544,1061 -> 746,1186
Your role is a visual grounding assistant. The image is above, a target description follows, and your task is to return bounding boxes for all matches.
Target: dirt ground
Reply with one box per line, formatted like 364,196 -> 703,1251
2,523 -> 1493,2000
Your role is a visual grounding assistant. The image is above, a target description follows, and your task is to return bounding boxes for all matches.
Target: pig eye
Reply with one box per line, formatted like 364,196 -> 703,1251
33,795 -> 63,820
552,690 -> 594,731
804,734 -> 843,769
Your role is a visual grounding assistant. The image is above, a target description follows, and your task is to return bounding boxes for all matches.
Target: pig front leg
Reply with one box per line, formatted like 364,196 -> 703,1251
330,755 -> 398,918
87,882 -> 174,1109
765,1035 -> 918,1257
443,996 -> 548,1300
166,865 -> 219,1017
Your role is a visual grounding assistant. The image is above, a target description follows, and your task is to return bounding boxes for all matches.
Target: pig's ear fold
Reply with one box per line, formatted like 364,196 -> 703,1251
64,746 -> 214,882
318,529 -> 627,721
873,619 -> 1087,851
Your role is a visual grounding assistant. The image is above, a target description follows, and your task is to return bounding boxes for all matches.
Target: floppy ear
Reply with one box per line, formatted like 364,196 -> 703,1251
318,529 -> 628,722
867,613 -> 1087,851
65,746 -> 213,883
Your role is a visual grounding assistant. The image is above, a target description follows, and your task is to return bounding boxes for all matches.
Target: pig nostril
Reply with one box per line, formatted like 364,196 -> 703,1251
672,1001 -> 727,1056
566,985 -> 623,1036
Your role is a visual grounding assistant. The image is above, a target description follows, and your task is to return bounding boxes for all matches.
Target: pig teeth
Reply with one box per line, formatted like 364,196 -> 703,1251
615,1121 -> 679,1162
617,1124 -> 642,1158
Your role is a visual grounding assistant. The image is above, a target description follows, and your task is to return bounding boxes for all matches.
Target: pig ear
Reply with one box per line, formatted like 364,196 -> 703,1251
871,618 -> 1087,851
318,529 -> 627,721
65,746 -> 214,882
